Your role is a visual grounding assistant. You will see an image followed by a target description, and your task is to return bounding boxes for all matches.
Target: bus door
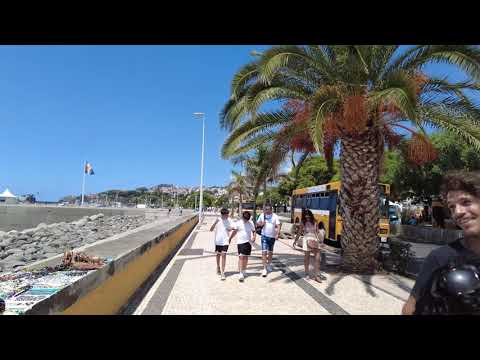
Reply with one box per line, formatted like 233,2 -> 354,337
328,191 -> 338,240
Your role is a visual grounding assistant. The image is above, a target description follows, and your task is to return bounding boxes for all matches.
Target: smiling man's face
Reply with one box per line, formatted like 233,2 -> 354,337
447,190 -> 480,237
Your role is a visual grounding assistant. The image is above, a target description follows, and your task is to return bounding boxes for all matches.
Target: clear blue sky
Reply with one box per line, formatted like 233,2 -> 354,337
0,45 -> 269,201
0,45 -> 474,201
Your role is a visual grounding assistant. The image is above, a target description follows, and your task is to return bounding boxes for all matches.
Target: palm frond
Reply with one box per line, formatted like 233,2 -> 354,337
387,45 -> 480,81
257,45 -> 335,85
231,61 -> 259,100
221,110 -> 294,158
370,70 -> 418,121
421,104 -> 480,151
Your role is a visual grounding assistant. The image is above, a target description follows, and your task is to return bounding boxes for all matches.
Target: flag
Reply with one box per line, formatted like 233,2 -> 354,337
85,161 -> 95,175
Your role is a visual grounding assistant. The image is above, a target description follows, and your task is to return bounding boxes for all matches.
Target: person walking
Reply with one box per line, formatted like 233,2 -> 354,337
296,209 -> 325,282
229,211 -> 256,282
210,208 -> 234,280
256,204 -> 281,277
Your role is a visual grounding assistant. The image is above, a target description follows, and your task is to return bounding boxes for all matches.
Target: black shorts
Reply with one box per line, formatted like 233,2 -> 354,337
215,245 -> 229,253
237,242 -> 252,256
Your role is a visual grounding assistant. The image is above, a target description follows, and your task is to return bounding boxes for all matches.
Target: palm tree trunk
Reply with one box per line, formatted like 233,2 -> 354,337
253,191 -> 258,225
239,192 -> 243,215
263,181 -> 267,206
339,128 -> 383,274
288,152 -> 310,222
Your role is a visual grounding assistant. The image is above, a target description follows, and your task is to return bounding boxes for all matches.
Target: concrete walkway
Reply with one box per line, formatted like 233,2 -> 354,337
134,215 -> 414,315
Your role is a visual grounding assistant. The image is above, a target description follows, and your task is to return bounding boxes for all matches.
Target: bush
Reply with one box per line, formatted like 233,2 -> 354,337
378,240 -> 415,275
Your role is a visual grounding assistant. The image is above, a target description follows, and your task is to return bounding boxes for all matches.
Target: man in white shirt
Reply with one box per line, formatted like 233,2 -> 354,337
228,211 -> 256,282
256,204 -> 281,277
210,208 -> 234,280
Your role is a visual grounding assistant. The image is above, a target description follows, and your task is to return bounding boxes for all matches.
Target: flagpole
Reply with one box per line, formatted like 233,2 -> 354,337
81,161 -> 86,206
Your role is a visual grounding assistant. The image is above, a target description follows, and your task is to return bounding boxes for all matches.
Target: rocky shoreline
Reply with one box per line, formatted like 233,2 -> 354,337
0,214 -> 151,273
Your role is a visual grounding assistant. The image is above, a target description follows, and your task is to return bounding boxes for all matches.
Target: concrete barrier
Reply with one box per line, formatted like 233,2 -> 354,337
20,214 -> 198,315
390,224 -> 463,245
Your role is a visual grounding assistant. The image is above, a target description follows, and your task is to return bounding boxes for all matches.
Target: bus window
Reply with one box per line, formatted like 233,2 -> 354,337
311,197 -> 320,210
318,197 -> 329,211
296,196 -> 304,208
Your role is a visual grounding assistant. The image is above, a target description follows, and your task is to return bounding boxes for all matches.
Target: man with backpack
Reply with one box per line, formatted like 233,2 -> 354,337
402,171 -> 480,315
256,204 -> 281,278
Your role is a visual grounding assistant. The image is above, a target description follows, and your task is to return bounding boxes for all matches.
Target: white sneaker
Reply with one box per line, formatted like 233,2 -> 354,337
217,268 -> 221,275
239,272 -> 245,282
221,273 -> 226,281
261,268 -> 267,277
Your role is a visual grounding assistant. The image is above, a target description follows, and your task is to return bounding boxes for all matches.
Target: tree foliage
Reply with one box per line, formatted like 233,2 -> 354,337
382,130 -> 480,199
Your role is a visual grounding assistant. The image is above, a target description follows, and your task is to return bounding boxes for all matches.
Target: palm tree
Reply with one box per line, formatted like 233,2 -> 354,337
240,145 -> 271,223
228,170 -> 249,216
220,45 -> 480,273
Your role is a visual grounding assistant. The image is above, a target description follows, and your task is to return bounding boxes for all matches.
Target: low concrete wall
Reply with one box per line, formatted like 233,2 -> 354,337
0,204 -> 169,231
390,224 -> 463,245
22,214 -> 198,315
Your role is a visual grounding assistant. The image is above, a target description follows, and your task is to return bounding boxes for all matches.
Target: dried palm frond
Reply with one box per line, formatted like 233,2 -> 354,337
407,133 -> 438,165
342,94 -> 369,134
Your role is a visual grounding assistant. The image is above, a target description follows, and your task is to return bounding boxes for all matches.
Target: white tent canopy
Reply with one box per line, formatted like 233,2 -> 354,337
0,188 -> 16,198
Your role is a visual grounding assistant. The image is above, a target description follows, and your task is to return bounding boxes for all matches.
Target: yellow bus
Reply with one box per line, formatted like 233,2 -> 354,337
292,181 -> 390,248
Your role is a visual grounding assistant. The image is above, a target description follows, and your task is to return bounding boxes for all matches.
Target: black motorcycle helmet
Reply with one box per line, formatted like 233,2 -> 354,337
429,262 -> 480,314
440,264 -> 480,296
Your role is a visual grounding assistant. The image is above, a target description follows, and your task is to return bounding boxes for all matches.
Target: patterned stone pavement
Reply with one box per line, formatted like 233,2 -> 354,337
134,215 -> 415,315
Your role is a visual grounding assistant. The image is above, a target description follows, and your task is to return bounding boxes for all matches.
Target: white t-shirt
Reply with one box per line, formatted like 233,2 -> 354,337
214,217 -> 233,246
318,228 -> 326,242
234,219 -> 255,245
258,213 -> 280,238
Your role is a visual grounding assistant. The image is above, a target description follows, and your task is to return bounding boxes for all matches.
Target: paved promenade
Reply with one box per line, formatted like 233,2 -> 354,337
134,215 -> 414,315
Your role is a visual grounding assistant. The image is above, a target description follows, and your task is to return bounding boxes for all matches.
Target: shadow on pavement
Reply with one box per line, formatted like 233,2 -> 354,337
387,274 -> 414,294
358,275 -> 377,297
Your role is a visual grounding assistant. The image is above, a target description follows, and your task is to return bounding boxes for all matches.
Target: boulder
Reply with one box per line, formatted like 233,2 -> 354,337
15,234 -> 30,241
0,259 -> 25,270
6,247 -> 24,255
36,223 -> 48,230
89,213 -> 104,221
73,218 -> 88,227
49,241 -> 63,248
22,228 -> 36,236
3,254 -> 27,262
14,240 -> 26,247
0,240 -> 10,248
24,247 -> 38,255
42,246 -> 57,254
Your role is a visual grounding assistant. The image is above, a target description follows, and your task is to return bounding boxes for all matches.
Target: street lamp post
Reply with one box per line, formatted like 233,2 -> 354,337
194,112 -> 205,221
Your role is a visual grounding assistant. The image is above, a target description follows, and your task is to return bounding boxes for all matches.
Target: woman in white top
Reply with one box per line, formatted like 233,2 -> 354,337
296,209 -> 325,283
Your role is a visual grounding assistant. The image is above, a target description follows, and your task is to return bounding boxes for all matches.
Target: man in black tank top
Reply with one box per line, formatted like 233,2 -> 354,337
402,171 -> 480,315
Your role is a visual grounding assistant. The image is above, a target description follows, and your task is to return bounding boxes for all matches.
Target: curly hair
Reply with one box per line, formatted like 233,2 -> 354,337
440,171 -> 480,200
